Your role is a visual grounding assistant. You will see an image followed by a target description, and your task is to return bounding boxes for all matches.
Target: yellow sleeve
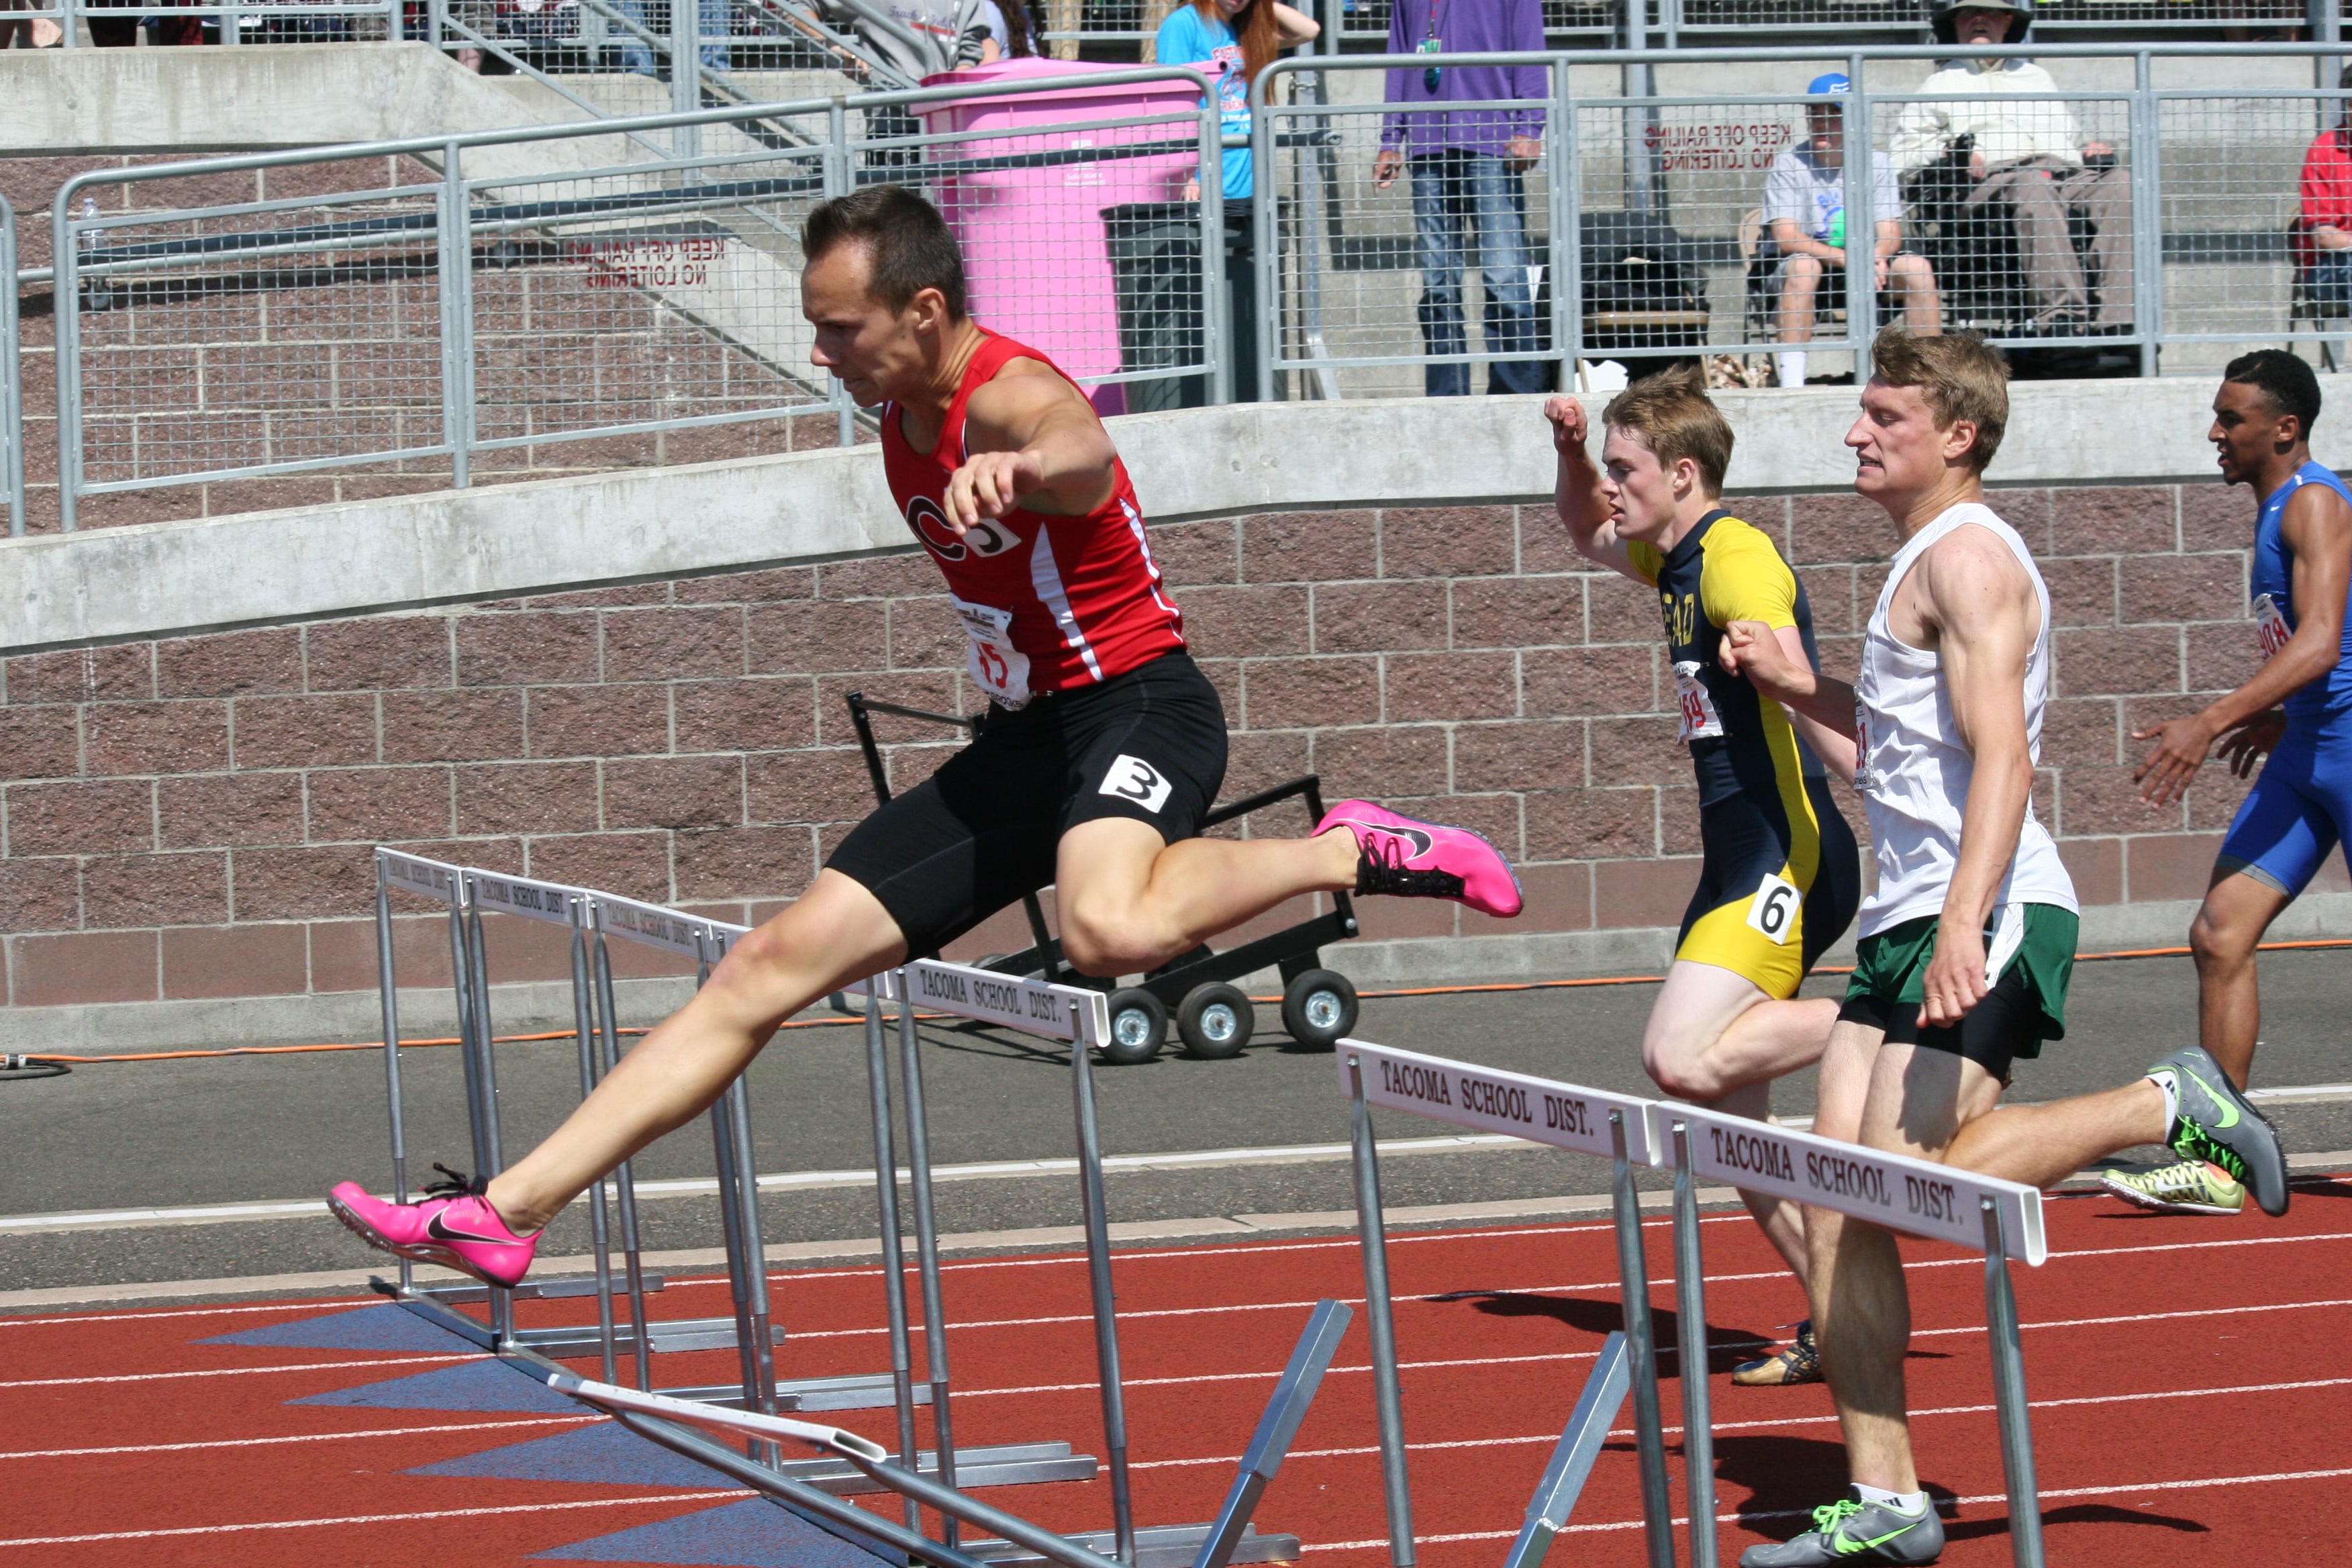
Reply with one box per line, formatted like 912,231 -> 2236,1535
1698,519 -> 1799,631
1625,540 -> 1665,587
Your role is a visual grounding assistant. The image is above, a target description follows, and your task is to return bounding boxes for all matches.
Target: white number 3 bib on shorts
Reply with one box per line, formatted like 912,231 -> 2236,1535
1098,754 -> 1173,814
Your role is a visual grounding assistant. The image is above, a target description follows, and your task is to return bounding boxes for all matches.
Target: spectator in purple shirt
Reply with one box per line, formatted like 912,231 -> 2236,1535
1373,0 -> 1547,396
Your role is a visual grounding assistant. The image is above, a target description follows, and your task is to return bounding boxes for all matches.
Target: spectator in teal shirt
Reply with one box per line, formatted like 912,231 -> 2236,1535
1156,0 -> 1320,203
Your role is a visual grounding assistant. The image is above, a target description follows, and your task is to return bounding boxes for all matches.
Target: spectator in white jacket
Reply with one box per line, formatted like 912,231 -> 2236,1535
1890,0 -> 2132,331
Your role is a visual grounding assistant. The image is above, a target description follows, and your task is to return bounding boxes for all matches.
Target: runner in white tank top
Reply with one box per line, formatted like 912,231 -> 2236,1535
1855,499 -> 2078,940
1717,330 -> 2286,1568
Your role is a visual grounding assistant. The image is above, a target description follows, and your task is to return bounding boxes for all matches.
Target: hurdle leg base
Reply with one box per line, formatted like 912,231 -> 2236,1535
962,1523 -> 1300,1566
777,1440 -> 1099,1495
418,1272 -> 669,1304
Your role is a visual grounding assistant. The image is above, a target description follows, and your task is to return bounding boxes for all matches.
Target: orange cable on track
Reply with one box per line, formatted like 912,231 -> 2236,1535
15,936 -> 2349,1067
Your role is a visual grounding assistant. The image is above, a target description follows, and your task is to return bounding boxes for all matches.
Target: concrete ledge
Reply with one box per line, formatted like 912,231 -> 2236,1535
4,379 -> 2327,655
15,892 -> 2349,1055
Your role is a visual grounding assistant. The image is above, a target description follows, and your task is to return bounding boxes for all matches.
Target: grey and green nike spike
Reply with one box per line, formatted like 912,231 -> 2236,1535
2148,1045 -> 2288,1218
1739,1492 -> 1945,1566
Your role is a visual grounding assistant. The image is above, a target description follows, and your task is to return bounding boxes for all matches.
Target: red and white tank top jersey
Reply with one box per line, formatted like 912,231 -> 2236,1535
881,331 -> 1185,709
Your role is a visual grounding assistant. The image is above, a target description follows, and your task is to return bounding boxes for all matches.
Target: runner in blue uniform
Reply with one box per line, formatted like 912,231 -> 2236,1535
2120,349 -> 2352,1216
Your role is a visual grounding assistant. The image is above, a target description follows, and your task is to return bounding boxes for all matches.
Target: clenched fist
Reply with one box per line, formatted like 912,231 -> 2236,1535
944,448 -> 1046,532
1543,395 -> 1588,454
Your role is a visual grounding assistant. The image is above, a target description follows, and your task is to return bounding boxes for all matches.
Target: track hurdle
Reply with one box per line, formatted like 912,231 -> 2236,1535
844,956 -> 1310,1567
373,851 -> 781,1394
1338,1040 -> 1677,1568
1654,1103 -> 2049,1568
548,1295 -> 1353,1568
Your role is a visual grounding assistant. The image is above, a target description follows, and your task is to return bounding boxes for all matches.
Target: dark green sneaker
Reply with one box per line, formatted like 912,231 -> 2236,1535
2149,1046 -> 2289,1217
1739,1492 -> 1944,1565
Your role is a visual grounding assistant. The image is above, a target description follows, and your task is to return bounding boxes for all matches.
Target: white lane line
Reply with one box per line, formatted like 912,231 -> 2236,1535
0,1135 -> 1524,1235
1916,1295 -> 2352,1338
963,1347 -> 1634,1401
957,1296 -> 2352,1402
1128,1375 -> 2352,1469
1299,1464 -> 2352,1552
0,1491 -> 748,1549
0,1352 -> 469,1391
0,1300 -> 377,1328
0,1413 -> 597,1461
777,1226 -> 2352,1343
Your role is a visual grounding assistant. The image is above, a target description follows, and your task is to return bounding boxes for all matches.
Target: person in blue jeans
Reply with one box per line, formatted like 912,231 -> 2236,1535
1374,0 -> 1547,397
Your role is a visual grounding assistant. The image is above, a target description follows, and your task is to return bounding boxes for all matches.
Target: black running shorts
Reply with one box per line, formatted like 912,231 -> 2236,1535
826,651 -> 1229,959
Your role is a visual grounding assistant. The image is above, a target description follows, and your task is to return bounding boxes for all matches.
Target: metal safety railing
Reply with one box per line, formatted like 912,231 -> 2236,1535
1325,0 -> 2322,46
35,42 -> 2352,530
1,194 -> 21,541
39,68 -> 1222,530
1253,42 -> 2352,400
21,0 -> 399,44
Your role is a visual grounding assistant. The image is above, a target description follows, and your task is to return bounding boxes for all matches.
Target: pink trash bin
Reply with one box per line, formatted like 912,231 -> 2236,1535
917,58 -> 1208,417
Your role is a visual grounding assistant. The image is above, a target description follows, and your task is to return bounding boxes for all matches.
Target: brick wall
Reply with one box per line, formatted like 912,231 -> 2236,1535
0,479 -> 2301,1018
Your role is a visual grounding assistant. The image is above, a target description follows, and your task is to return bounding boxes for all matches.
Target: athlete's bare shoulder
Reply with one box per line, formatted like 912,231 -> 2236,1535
1915,518 -> 2036,646
962,356 -> 1100,454
2280,473 -> 2352,537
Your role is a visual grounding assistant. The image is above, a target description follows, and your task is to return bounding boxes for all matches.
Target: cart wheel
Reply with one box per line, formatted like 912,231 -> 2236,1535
1099,987 -> 1169,1065
1175,983 -> 1255,1061
1280,969 -> 1358,1050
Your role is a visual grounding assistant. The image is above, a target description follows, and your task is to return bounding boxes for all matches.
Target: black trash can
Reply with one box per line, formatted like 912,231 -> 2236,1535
1102,201 -> 1261,408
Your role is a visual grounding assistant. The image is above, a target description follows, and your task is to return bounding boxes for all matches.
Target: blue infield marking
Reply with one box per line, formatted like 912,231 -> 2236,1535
291,1357 -> 582,1413
201,1302 -> 472,1353
532,1498 -> 893,1567
410,1420 -> 730,1487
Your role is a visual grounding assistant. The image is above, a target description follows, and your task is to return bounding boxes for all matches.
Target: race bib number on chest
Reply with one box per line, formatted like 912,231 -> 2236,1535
1672,661 -> 1726,743
1851,698 -> 1877,795
952,595 -> 1033,709
2255,593 -> 2292,663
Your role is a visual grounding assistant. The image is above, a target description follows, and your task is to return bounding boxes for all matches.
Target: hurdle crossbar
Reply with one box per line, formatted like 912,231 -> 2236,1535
1338,1039 -> 1675,1568
1651,1101 -> 2049,1568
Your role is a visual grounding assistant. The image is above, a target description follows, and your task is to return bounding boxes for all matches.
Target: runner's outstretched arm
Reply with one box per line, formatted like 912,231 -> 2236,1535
943,366 -> 1120,528
2135,481 -> 2352,805
1543,396 -> 1645,581
1718,618 -> 1859,746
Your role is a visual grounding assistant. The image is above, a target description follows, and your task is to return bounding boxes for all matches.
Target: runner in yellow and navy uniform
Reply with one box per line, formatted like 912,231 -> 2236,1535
1628,510 -> 1860,998
1547,366 -> 1859,1388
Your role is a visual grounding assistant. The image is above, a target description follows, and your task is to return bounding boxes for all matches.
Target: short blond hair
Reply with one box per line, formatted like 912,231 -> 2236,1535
1869,327 -> 2008,472
1602,364 -> 1734,496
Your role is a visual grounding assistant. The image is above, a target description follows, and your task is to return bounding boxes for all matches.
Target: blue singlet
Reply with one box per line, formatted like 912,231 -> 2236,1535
2218,459 -> 2352,895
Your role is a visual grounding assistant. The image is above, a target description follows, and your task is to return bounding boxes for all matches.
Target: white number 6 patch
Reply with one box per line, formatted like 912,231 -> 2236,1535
1098,754 -> 1173,814
1745,873 -> 1801,945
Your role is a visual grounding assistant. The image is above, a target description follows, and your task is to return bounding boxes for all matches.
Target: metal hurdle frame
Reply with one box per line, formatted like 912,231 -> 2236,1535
371,850 -> 783,1382
1654,1103 -> 2050,1568
1339,1039 -> 1677,1568
843,957 -> 1310,1567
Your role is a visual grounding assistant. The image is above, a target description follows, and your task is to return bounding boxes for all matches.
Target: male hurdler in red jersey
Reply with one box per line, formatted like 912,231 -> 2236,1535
324,187 -> 1523,1289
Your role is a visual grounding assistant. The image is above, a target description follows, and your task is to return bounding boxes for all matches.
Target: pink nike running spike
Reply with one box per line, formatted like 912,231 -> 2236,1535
328,1165 -> 538,1289
1316,799 -> 1524,918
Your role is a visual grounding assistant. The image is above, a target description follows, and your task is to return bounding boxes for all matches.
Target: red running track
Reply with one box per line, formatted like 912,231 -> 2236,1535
5,1180 -> 2351,1567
